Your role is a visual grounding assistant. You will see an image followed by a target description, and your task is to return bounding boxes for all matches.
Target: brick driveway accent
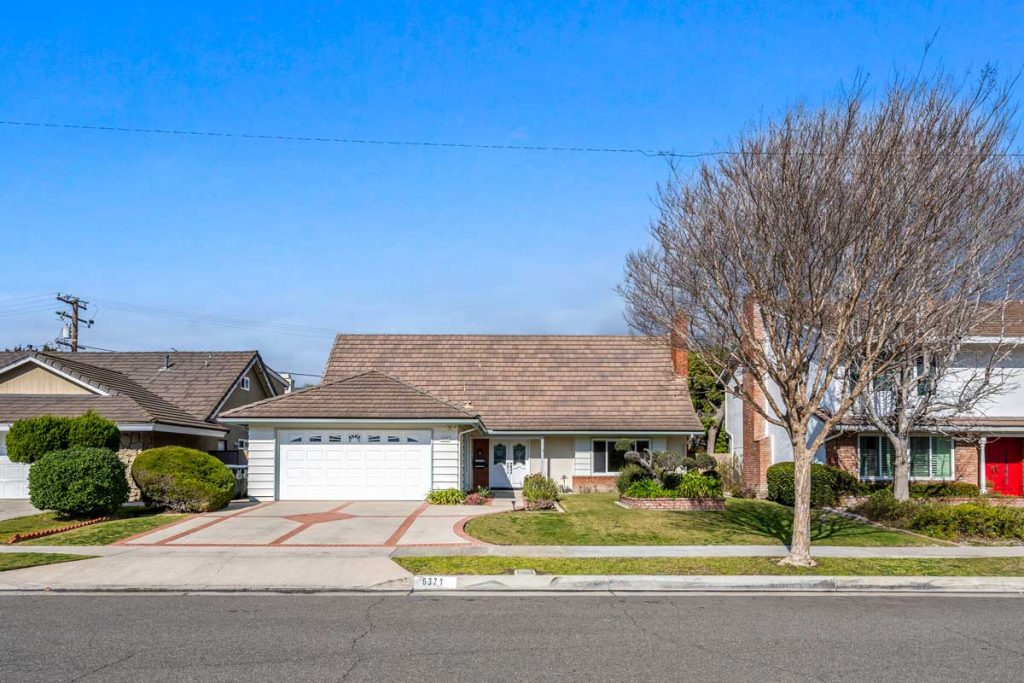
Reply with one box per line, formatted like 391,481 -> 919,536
120,499 -> 511,548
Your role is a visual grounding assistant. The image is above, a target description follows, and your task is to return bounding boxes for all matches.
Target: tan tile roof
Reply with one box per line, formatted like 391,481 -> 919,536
0,350 -> 272,431
221,371 -> 477,420
311,335 -> 701,432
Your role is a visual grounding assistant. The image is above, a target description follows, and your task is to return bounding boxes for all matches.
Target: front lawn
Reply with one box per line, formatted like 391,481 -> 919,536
395,555 -> 1024,576
464,493 -> 933,546
1,507 -> 187,546
0,552 -> 92,572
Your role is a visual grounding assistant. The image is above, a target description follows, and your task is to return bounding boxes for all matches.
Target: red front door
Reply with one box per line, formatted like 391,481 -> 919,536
986,438 -> 1024,496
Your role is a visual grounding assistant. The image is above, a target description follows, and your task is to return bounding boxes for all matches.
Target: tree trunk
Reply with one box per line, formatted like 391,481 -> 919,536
706,402 -> 726,459
780,430 -> 817,567
891,436 -> 911,501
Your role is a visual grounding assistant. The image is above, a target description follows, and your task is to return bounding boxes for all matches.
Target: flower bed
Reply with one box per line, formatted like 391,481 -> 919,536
619,496 -> 725,511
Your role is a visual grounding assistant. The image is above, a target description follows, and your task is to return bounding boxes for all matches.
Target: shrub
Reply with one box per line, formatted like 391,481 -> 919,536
766,462 -> 860,508
676,470 -> 724,498
854,490 -> 916,526
522,474 -> 560,509
5,415 -> 72,464
474,486 -> 493,499
910,481 -> 980,498
616,463 -> 651,494
463,492 -> 487,505
28,447 -> 128,518
427,488 -> 466,505
132,446 -> 235,512
67,411 -> 121,451
907,502 -> 1024,541
625,479 -> 678,498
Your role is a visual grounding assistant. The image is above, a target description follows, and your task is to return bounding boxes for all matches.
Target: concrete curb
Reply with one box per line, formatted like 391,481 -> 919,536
414,574 -> 1024,593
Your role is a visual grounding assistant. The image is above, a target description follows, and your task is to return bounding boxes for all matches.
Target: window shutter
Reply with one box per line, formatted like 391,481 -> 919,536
910,437 -> 931,478
931,438 -> 952,478
880,439 -> 894,479
858,436 -> 879,478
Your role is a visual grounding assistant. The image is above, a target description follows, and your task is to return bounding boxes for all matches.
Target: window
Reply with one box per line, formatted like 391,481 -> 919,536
387,435 -> 400,443
328,435 -> 342,443
368,434 -> 381,443
493,443 -> 507,464
236,438 -> 248,449
858,435 -> 952,480
239,376 -> 251,391
592,439 -> 650,474
308,435 -> 322,443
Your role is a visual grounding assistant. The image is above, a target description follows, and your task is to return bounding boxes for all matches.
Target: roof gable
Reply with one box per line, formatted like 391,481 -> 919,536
220,370 -> 476,421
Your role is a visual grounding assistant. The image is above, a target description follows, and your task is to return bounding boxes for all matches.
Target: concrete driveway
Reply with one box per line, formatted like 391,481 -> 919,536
0,500 -> 41,521
121,499 -> 512,548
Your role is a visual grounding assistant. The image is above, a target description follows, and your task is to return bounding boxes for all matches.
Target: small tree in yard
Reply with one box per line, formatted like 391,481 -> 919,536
621,71 -> 1024,566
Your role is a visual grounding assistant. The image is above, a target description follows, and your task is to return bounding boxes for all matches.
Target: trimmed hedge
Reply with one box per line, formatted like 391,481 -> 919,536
766,461 -> 860,508
910,481 -> 980,498
28,447 -> 128,518
6,412 -> 121,463
131,446 -> 235,512
66,411 -> 121,451
5,415 -> 71,464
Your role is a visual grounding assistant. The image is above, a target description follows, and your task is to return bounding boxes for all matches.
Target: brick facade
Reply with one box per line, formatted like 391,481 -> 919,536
619,496 -> 726,511
828,432 -> 981,487
572,475 -> 618,492
740,377 -> 771,496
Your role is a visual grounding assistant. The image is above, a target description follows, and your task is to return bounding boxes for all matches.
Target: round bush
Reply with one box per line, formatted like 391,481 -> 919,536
5,415 -> 72,464
28,447 -> 128,518
766,461 -> 859,508
67,411 -> 121,451
132,446 -> 235,512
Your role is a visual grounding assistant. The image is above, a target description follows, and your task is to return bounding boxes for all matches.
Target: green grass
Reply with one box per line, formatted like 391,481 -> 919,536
0,552 -> 93,572
21,510 -> 187,546
464,493 -> 934,546
1,507 -> 187,546
395,555 -> 1024,577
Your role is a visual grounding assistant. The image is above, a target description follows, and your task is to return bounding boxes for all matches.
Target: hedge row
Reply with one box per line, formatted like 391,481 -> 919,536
6,412 -> 120,463
766,461 -> 861,508
856,490 -> 1024,541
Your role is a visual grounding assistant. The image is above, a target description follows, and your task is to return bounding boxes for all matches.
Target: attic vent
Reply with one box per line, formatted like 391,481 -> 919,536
158,353 -> 171,371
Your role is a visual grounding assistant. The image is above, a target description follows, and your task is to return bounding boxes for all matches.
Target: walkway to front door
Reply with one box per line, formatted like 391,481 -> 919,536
118,499 -> 512,548
987,438 -> 1024,497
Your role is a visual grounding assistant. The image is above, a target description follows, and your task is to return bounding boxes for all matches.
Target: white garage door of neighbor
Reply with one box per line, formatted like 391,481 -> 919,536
278,430 -> 433,501
0,431 -> 31,499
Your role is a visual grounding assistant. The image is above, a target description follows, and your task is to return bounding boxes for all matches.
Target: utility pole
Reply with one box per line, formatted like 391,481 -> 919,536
55,293 -> 93,352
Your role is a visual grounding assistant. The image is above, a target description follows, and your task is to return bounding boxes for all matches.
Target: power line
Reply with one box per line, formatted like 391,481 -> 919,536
4,119 -> 1024,158
0,119 -> 681,158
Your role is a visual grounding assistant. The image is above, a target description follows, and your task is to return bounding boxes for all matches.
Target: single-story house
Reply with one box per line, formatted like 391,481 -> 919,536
0,350 -> 288,498
220,334 -> 702,501
724,301 -> 1024,497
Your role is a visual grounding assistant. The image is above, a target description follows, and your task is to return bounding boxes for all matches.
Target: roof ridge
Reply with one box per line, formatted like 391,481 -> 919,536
364,369 -> 478,418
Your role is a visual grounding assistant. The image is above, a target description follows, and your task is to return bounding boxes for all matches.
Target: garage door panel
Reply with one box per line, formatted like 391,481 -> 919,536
279,431 -> 431,501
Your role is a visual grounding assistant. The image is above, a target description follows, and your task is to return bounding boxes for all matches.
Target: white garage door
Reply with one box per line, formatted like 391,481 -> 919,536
0,431 -> 31,499
278,430 -> 432,501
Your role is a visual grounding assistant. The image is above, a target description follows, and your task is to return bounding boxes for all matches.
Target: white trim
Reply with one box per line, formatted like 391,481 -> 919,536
0,356 -> 110,396
980,436 -> 988,493
209,355 -> 260,418
855,433 -> 956,481
116,423 -> 227,437
219,417 -> 481,425
485,430 -> 700,436
239,376 -> 251,391
963,336 -> 1024,344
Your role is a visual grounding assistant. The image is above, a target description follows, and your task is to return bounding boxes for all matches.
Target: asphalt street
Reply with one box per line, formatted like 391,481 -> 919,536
1,593 -> 1021,682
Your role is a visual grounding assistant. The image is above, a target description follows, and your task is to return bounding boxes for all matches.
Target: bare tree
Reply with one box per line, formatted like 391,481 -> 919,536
851,303 -> 1020,500
620,71 -> 1024,566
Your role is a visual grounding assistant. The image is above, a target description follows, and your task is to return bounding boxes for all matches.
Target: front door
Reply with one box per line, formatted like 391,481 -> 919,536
472,438 -> 490,490
986,438 -> 1024,496
489,441 -> 529,489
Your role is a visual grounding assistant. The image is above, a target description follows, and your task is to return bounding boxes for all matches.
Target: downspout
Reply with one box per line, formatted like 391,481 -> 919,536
540,436 -> 546,478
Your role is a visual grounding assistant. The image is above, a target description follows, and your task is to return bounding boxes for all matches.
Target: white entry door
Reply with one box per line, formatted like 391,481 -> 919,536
0,431 -> 30,499
489,441 -> 529,489
278,430 -> 432,500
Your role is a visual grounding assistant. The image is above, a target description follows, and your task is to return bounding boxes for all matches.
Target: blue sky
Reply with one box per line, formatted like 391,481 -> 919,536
1,2 -> 1022,376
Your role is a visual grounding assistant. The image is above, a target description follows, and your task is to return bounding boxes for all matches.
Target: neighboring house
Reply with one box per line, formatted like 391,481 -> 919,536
724,302 -> 1024,497
220,334 -> 702,501
0,350 -> 288,498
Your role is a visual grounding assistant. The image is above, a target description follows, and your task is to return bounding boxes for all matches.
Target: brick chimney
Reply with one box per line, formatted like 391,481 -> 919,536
670,312 -> 688,377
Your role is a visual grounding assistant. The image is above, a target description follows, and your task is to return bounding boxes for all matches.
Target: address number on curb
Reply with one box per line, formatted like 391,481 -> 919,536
413,575 -> 457,590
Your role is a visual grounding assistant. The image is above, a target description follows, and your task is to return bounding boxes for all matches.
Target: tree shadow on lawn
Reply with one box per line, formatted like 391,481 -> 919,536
698,501 -> 892,546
